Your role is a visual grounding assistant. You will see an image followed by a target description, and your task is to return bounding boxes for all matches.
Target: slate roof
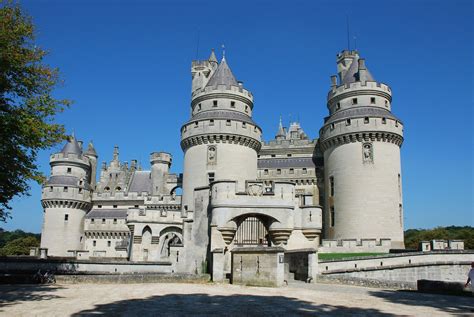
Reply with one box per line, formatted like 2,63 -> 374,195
325,107 -> 400,125
187,110 -> 257,126
46,175 -> 91,190
206,58 -> 238,88
342,55 -> 375,84
258,157 -> 316,169
61,136 -> 82,155
85,209 -> 128,219
128,171 -> 152,193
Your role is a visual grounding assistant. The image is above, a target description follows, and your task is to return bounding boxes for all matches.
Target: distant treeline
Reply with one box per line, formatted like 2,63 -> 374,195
0,229 -> 40,256
405,226 -> 473,250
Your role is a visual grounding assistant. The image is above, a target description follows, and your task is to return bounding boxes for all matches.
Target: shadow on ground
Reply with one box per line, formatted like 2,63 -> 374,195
72,293 -> 395,316
369,290 -> 474,315
0,284 -> 64,311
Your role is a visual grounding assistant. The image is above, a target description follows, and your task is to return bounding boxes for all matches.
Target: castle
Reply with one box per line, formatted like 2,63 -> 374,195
40,49 -> 405,279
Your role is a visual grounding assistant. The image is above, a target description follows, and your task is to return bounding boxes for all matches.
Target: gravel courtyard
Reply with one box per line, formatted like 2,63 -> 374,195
0,282 -> 472,316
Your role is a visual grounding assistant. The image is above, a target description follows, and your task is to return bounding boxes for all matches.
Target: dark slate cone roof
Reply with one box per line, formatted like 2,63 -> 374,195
206,58 -> 238,88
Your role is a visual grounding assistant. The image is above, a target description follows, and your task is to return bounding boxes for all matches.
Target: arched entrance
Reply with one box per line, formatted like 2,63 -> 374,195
233,215 -> 271,246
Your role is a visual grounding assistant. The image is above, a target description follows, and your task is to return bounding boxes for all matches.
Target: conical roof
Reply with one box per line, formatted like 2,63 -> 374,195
61,135 -> 82,155
85,141 -> 98,157
208,49 -> 218,63
276,117 -> 286,138
342,55 -> 374,84
206,58 -> 238,88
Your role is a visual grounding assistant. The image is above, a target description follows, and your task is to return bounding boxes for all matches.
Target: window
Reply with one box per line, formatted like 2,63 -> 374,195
330,123 -> 335,130
277,169 -> 281,175
364,117 -> 369,124
49,186 -> 53,192
264,169 -> 269,175
115,187 -> 121,191
346,119 -> 351,126
113,219 -> 117,224
63,186 -> 68,192
352,98 -> 358,105
91,219 -> 95,224
242,122 -> 246,128
226,120 -> 231,126
104,187 -> 110,192
230,101 -> 235,108
79,188 -> 82,194
289,168 -> 294,174
329,176 -> 335,196
102,218 -> 106,224
330,206 -> 335,227
107,241 -> 111,247
209,119 -> 214,126
67,167 -> 72,173
382,117 -> 387,124
395,121 -> 399,127
194,121 -> 198,128
134,205 -> 139,208
208,172 -> 215,184
271,154 -> 276,158
245,105 -> 248,112
113,205 -> 117,208
93,240 -> 97,247
385,100 -> 388,107
64,214 -> 69,221
336,102 -> 340,110
302,168 -> 307,174
370,97 -> 376,104
198,103 -> 201,111
98,205 -> 102,208
213,100 -> 218,107
287,154 -> 292,157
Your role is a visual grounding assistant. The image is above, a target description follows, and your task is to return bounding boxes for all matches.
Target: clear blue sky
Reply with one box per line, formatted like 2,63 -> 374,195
3,0 -> 473,233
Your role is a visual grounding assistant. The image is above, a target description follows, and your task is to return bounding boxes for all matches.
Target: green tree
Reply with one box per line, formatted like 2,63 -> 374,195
0,235 -> 39,256
0,1 -> 71,221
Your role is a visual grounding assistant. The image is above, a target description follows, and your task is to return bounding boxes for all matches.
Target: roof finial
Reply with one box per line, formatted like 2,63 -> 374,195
221,44 -> 226,61
71,130 -> 75,140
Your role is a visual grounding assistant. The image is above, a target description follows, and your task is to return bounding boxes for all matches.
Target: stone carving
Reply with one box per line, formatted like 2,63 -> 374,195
247,183 -> 264,196
362,142 -> 373,163
207,146 -> 216,164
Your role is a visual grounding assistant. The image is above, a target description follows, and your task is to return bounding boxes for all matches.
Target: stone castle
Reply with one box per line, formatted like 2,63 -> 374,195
40,49 -> 405,279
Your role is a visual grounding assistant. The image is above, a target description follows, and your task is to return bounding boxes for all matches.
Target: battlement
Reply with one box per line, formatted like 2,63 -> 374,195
319,238 -> 392,253
336,50 -> 359,60
191,60 -> 212,68
50,152 -> 90,166
328,81 -> 391,101
191,84 -> 253,102
150,152 -> 172,165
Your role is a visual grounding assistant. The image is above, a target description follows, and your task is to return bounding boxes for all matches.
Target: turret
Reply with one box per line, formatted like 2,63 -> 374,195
150,152 -> 172,196
181,51 -> 262,213
40,134 -> 92,256
319,50 -> 404,248
84,141 -> 98,189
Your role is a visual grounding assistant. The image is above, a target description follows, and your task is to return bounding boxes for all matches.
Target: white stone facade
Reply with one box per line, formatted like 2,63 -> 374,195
40,49 -> 406,279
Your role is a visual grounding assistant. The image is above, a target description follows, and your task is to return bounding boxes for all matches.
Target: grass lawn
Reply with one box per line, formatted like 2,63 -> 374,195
318,253 -> 387,261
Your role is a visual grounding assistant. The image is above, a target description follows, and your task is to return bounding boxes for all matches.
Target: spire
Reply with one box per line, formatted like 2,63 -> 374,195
61,134 -> 82,155
85,141 -> 98,157
206,57 -> 238,88
276,116 -> 286,139
208,48 -> 217,64
113,145 -> 119,161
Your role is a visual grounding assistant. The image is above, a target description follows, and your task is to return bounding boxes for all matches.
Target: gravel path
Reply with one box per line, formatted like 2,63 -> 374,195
0,282 -> 472,316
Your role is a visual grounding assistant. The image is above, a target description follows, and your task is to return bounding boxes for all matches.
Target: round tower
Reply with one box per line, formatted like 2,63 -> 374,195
181,52 -> 262,213
319,50 -> 405,249
150,151 -> 172,196
40,135 -> 92,256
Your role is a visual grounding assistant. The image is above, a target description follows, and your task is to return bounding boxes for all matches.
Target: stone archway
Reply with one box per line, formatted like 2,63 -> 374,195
233,214 -> 272,247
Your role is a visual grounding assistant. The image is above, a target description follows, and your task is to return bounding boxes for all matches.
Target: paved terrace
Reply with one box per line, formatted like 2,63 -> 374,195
0,282 -> 472,316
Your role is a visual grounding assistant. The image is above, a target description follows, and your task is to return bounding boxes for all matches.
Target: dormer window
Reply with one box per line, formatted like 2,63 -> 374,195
213,100 -> 218,107
352,98 -> 358,105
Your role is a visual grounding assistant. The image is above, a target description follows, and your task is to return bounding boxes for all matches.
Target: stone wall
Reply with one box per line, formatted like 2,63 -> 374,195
231,247 -> 285,287
319,251 -> 473,284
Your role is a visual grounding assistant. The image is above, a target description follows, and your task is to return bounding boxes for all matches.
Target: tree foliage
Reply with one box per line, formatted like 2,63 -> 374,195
0,228 -> 40,255
405,226 -> 474,250
0,1 -> 71,221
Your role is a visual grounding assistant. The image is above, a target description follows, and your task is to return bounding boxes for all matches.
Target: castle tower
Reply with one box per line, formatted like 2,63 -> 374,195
40,135 -> 93,256
150,152 -> 172,196
319,50 -> 405,248
181,52 -> 262,214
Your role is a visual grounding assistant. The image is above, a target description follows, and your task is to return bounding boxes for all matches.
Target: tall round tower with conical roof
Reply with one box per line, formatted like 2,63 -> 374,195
319,50 -> 405,248
181,51 -> 262,214
40,135 -> 93,256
